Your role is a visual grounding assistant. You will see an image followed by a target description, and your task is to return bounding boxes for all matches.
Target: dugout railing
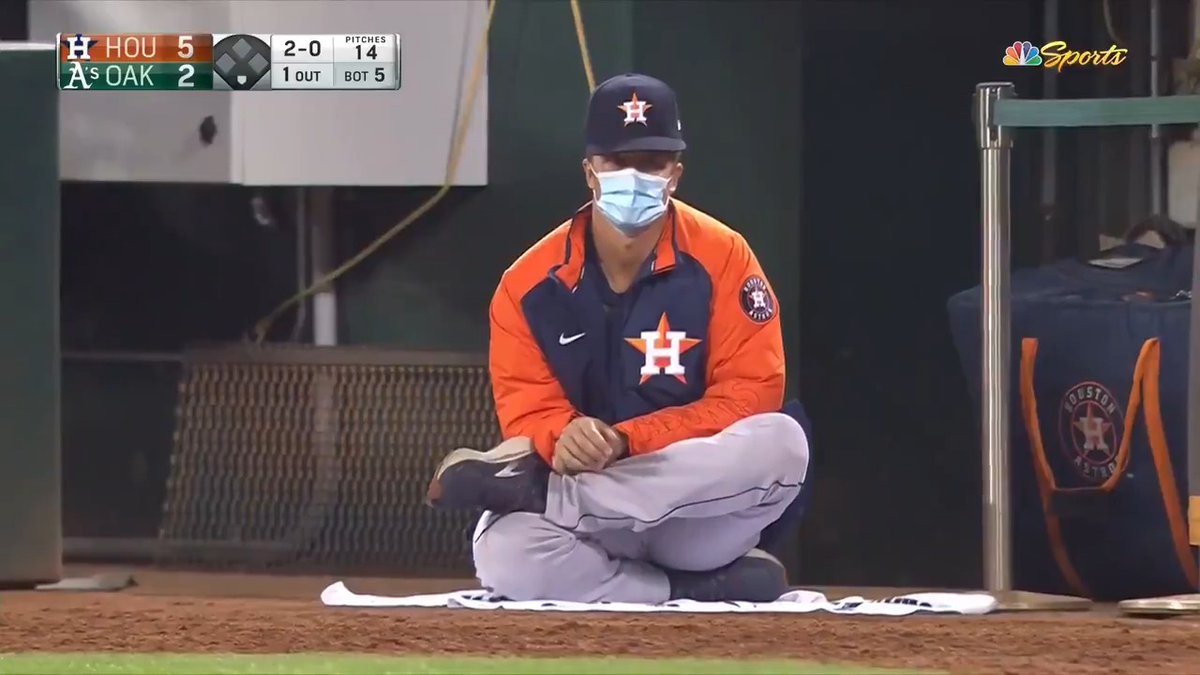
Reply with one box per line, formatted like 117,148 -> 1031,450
973,83 -> 1200,609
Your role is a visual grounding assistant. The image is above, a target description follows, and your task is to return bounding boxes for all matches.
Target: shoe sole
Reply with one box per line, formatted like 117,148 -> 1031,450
745,548 -> 786,571
746,548 -> 790,588
425,439 -> 534,507
735,549 -> 789,601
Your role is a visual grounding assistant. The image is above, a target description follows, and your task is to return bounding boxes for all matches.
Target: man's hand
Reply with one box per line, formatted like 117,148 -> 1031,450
553,417 -> 626,475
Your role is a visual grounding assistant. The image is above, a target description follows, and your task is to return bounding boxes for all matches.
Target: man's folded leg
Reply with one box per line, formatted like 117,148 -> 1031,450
471,511 -> 670,603
546,412 -> 810,537
427,412 -> 809,533
470,511 -> 786,604
429,412 -> 809,603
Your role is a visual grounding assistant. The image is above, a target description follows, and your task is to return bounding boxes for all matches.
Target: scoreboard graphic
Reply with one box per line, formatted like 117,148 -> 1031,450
57,33 -> 402,91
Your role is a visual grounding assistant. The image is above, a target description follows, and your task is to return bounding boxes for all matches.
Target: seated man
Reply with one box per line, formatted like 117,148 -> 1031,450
427,73 -> 810,604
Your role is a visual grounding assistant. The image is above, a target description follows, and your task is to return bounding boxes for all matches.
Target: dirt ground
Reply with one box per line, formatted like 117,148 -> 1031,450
3,567 -> 1200,675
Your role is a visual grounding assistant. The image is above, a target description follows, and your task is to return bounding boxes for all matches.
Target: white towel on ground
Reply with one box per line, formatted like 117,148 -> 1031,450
320,581 -> 997,616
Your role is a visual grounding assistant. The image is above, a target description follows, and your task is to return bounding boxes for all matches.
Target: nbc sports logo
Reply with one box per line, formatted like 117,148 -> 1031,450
1003,41 -> 1042,67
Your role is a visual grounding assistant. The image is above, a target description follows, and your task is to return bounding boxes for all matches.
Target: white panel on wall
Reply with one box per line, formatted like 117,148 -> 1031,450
1168,134 -> 1200,229
231,1 -> 488,187
28,0 -> 489,186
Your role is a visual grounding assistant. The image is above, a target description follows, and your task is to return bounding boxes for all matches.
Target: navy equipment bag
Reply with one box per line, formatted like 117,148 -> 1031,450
947,222 -> 1195,601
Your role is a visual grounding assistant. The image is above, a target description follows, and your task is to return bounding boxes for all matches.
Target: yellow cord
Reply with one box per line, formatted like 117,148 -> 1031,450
569,0 -> 596,93
251,0 -> 497,343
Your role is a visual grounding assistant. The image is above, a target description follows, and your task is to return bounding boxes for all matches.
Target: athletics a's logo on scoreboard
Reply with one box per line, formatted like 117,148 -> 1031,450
62,33 -> 98,60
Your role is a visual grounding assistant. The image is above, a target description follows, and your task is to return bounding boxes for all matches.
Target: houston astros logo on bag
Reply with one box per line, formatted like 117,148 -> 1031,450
1057,381 -> 1123,482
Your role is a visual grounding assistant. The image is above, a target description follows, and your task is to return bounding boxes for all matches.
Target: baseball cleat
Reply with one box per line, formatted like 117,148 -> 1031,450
425,437 -> 550,514
666,548 -> 788,603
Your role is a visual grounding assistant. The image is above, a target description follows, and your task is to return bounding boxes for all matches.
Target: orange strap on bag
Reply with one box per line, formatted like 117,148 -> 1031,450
1018,337 -> 1197,597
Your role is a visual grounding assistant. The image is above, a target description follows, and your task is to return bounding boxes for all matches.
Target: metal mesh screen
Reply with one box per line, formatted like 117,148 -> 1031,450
156,345 -> 499,576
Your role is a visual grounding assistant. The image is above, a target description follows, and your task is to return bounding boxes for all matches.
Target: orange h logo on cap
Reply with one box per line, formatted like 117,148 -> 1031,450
618,93 -> 652,126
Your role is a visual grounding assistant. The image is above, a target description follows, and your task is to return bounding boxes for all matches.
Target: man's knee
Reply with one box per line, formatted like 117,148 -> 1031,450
473,512 -> 576,601
734,412 -> 810,485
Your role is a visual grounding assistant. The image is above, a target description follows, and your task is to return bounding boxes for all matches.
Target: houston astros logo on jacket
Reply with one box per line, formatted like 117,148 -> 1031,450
488,199 -> 783,457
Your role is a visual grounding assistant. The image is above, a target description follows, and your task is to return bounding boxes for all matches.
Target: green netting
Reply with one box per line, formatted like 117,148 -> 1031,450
157,344 -> 499,576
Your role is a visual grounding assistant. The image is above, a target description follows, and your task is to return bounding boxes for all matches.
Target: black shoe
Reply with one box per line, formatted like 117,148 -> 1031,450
425,438 -> 550,514
666,549 -> 788,602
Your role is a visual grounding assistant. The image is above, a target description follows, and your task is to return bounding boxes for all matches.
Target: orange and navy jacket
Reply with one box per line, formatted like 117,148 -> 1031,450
489,199 -> 786,463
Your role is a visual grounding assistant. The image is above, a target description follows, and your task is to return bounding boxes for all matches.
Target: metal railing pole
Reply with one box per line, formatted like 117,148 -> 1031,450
975,82 -> 1015,592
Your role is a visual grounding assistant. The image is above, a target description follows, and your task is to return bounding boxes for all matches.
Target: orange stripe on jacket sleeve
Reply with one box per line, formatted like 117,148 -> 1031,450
615,232 -> 785,454
489,275 -> 577,464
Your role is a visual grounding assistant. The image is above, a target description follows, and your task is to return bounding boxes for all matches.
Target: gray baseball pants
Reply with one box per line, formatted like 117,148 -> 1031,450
472,411 -> 809,603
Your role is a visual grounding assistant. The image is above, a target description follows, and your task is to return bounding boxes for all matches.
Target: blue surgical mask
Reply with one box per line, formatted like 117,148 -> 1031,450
592,168 -> 671,237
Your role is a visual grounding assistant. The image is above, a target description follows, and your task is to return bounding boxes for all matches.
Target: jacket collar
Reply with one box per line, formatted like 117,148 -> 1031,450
552,201 -> 679,289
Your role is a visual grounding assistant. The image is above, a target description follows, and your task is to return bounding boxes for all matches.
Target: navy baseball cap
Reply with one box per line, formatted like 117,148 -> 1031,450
585,73 -> 686,156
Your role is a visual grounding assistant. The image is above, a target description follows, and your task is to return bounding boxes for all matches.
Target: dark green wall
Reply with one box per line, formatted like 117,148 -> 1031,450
797,0 -> 1040,588
0,46 -> 61,583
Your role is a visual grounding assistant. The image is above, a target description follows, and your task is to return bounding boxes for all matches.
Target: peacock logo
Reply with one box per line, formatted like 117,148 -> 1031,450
1003,41 -> 1042,66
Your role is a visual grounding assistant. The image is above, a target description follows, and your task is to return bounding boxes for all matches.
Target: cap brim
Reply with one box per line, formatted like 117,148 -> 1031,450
586,137 -> 687,156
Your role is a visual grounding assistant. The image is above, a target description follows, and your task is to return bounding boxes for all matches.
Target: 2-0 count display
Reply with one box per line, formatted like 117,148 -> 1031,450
282,39 -> 323,57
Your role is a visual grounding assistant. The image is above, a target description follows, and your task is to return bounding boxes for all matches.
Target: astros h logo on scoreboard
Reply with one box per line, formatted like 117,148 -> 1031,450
62,33 -> 98,60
